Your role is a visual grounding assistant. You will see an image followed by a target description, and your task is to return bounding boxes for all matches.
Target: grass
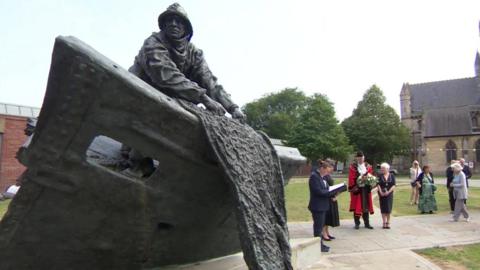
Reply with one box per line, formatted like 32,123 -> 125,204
285,177 -> 352,221
285,177 -> 480,222
392,185 -> 480,217
416,244 -> 480,270
1,180 -> 478,223
0,200 -> 11,220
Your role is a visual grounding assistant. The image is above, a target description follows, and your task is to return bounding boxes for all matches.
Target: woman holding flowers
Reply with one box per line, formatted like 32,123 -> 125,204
377,163 -> 396,229
348,151 -> 375,229
416,165 -> 438,214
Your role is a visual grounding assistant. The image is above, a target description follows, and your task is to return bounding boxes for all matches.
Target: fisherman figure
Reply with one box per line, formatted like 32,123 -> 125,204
129,3 -> 245,121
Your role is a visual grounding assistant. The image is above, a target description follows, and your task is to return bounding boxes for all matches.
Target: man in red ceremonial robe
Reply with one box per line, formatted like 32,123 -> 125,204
348,151 -> 374,229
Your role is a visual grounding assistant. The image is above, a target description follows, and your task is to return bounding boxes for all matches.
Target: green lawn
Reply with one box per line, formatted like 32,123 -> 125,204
285,177 -> 352,221
1,181 -> 479,223
416,244 -> 480,270
285,178 -> 480,222
0,200 -> 11,219
392,185 -> 480,217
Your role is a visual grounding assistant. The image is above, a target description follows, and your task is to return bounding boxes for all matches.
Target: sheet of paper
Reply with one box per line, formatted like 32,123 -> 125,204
329,183 -> 345,192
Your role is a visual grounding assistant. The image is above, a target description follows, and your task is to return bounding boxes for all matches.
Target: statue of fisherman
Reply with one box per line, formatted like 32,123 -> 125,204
122,3 -> 245,176
129,2 -> 245,121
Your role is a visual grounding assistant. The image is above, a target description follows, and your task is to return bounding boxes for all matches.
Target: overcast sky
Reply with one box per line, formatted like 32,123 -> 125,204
1,0 -> 479,120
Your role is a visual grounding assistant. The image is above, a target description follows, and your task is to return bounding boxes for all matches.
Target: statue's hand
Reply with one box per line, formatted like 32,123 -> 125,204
231,108 -> 246,123
201,95 -> 226,116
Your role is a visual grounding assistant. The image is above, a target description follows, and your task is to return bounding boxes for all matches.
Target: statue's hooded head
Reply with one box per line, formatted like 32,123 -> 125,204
158,3 -> 193,41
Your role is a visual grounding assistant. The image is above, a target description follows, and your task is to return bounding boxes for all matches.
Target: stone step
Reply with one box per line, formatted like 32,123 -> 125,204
154,238 -> 321,270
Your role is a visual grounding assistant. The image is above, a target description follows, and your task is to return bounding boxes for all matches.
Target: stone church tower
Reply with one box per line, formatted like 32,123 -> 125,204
476,21 -> 480,77
476,52 -> 480,91
399,83 -> 412,128
476,52 -> 480,77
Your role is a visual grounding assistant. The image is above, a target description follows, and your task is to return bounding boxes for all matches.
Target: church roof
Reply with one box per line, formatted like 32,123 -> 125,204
424,105 -> 480,137
409,77 -> 480,113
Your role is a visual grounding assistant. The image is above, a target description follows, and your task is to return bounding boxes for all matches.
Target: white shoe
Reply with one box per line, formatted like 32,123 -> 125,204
465,217 -> 471,222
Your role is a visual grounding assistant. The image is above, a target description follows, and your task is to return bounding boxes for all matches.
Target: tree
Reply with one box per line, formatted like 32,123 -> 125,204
286,94 -> 352,162
341,85 -> 410,166
242,88 -> 308,140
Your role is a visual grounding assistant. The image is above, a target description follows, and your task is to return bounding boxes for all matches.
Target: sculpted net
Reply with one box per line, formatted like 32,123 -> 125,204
181,101 -> 293,270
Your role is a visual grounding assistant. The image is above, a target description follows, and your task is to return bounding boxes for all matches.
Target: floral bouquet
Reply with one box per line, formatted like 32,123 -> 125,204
357,173 -> 378,188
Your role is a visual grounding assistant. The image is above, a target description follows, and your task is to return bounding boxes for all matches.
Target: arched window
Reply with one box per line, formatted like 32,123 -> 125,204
445,140 -> 457,163
417,120 -> 422,131
475,140 -> 480,162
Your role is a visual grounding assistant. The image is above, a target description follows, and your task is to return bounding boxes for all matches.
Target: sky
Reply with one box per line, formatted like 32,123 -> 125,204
0,0 -> 479,120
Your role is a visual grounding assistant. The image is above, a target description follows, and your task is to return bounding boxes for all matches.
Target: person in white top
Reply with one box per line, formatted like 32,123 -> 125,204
450,163 -> 470,222
409,160 -> 421,205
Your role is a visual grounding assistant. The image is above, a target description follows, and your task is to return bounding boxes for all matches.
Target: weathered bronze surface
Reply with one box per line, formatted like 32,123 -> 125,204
0,36 -> 305,269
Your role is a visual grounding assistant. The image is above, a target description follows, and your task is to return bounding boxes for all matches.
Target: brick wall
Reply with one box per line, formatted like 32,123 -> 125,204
0,115 -> 27,191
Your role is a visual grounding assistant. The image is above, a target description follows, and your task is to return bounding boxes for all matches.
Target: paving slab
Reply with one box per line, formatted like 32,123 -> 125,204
288,210 -> 480,269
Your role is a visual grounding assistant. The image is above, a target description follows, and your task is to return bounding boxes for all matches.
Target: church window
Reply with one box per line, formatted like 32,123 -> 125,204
476,140 -> 480,162
445,140 -> 457,163
417,120 -> 422,131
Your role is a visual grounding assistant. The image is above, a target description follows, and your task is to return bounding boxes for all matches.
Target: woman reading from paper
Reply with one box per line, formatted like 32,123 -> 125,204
322,159 -> 340,241
308,159 -> 335,253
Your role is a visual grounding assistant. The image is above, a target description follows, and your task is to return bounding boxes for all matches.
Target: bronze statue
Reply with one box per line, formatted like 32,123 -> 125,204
0,3 -> 305,269
130,3 -> 245,122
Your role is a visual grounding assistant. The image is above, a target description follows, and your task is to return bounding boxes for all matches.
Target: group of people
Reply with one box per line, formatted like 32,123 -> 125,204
308,151 -> 398,253
409,162 -> 437,214
410,160 -> 438,214
410,159 -> 470,221
347,151 -> 396,230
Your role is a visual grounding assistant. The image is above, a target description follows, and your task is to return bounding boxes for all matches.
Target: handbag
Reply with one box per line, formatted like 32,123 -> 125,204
349,185 -> 360,194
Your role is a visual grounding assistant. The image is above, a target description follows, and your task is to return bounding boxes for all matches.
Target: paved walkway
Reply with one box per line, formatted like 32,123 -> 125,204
288,209 -> 480,269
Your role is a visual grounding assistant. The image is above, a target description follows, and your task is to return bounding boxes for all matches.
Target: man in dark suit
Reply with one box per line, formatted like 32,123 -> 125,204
446,160 -> 456,212
459,158 -> 471,188
308,160 -> 333,252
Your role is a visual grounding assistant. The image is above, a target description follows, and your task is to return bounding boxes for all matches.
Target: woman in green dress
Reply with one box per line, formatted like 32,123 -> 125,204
416,165 -> 438,214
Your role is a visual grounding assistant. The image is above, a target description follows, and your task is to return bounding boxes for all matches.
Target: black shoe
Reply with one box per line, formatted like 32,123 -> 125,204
322,236 -> 332,241
321,245 -> 330,252
354,224 -> 360,230
328,235 -> 336,240
365,225 -> 374,229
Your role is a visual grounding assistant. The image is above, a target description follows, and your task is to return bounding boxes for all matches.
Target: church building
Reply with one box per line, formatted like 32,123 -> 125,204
400,43 -> 480,173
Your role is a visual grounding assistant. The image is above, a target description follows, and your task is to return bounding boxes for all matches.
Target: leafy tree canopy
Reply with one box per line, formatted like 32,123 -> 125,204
242,88 -> 308,140
341,85 -> 410,165
286,94 -> 352,161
